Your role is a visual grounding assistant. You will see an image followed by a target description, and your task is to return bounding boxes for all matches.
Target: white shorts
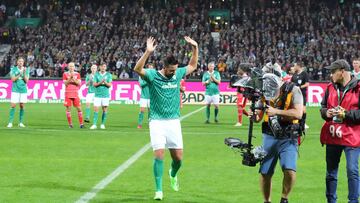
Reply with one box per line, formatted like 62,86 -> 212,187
149,119 -> 183,150
94,97 -> 110,107
86,93 -> 95,103
205,94 -> 220,105
11,92 -> 28,103
139,98 -> 150,108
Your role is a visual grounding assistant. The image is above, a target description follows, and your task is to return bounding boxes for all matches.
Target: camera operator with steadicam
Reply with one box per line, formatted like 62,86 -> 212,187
253,64 -> 303,203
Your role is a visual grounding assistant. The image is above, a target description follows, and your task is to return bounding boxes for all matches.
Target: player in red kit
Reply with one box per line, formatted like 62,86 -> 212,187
233,65 -> 249,127
63,62 -> 84,128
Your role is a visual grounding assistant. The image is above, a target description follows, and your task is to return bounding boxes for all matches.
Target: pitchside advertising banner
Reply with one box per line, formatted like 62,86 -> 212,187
0,79 -> 328,106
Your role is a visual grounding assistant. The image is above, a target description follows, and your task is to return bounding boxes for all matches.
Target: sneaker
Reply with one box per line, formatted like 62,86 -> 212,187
305,124 -> 309,129
205,120 -> 210,124
84,119 -> 90,123
80,124 -> 85,129
69,124 -> 73,128
153,191 -> 163,200
7,123 -> 13,128
18,123 -> 26,128
90,125 -> 97,130
234,122 -> 242,127
215,119 -> 219,123
137,125 -> 142,129
169,169 -> 179,191
100,124 -> 106,129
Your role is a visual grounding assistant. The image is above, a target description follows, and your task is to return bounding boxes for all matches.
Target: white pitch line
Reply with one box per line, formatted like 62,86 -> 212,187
75,106 -> 206,203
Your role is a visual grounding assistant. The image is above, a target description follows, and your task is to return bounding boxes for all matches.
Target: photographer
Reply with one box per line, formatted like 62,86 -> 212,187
320,59 -> 360,203
254,72 -> 303,203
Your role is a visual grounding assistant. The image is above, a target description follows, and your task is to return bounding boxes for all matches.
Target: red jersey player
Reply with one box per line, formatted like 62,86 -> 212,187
63,62 -> 84,128
234,67 -> 248,127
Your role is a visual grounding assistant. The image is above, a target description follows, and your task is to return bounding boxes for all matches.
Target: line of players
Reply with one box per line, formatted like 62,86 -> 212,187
6,58 -> 112,129
7,56 -> 360,129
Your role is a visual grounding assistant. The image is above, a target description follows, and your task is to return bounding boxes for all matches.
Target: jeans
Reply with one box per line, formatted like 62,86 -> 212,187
326,145 -> 360,203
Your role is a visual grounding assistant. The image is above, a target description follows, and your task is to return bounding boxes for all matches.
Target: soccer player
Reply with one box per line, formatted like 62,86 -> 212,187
291,60 -> 309,129
134,36 -> 198,200
84,64 -> 98,123
7,57 -> 30,128
63,62 -> 84,128
90,62 -> 112,130
137,63 -> 153,129
234,66 -> 248,127
202,62 -> 221,123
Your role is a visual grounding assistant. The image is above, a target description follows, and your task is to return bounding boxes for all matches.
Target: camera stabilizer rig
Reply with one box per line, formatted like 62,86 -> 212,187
225,66 -> 267,167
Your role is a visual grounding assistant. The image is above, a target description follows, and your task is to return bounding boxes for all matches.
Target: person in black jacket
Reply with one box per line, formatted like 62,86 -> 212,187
291,60 -> 309,129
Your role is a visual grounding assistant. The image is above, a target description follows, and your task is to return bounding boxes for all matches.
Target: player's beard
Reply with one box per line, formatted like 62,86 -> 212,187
165,73 -> 174,78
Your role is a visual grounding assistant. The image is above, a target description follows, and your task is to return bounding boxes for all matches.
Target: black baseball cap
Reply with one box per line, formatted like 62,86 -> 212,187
325,59 -> 351,71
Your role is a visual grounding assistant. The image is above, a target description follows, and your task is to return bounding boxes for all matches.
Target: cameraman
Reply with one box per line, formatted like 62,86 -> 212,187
254,72 -> 303,203
320,59 -> 360,203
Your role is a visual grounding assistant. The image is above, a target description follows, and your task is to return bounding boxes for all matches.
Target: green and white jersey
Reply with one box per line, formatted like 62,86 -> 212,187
94,71 -> 112,98
139,77 -> 150,99
10,66 -> 30,93
202,70 -> 221,96
85,73 -> 96,94
143,67 -> 187,120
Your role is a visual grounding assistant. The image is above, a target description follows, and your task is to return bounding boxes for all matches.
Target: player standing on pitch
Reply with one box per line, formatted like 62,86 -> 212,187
7,57 -> 30,128
84,64 -> 98,123
90,62 -> 112,130
134,36 -> 198,200
63,62 -> 84,128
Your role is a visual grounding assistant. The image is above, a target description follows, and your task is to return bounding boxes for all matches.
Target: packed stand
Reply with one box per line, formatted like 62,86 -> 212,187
0,0 -> 359,80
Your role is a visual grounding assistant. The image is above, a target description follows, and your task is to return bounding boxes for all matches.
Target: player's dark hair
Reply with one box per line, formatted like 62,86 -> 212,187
164,55 -> 178,67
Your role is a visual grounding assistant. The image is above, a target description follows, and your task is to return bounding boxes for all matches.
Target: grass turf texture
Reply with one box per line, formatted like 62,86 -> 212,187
0,103 -> 350,203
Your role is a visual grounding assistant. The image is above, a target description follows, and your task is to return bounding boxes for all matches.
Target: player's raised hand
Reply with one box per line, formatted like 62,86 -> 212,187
184,36 -> 198,47
146,37 -> 157,53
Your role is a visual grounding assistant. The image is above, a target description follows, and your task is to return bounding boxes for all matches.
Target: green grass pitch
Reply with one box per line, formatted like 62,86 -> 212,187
0,103 -> 350,203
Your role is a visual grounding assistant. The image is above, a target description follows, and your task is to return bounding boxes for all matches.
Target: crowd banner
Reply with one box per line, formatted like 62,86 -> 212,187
0,79 -> 328,106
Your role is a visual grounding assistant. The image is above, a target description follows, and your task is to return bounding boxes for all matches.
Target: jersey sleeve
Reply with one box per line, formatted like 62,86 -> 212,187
176,66 -> 187,79
143,69 -> 156,83
291,86 -> 304,105
215,71 -> 221,81
25,67 -> 30,78
85,74 -> 89,83
10,67 -> 16,77
62,73 -> 67,81
107,73 -> 113,83
139,77 -> 147,87
202,72 -> 207,82
93,74 -> 99,83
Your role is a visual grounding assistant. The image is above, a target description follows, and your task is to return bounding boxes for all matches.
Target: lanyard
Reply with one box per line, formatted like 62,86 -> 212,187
336,85 -> 349,106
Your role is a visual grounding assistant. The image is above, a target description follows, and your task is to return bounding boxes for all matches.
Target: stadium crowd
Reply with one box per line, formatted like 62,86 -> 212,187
0,0 -> 359,80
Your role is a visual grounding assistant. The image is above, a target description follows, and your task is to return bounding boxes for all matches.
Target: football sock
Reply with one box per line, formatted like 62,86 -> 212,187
138,112 -> 144,126
66,111 -> 72,125
78,111 -> 83,125
215,108 -> 219,120
206,106 -> 210,120
19,108 -> 25,123
9,107 -> 15,123
153,158 -> 164,192
170,160 -> 182,177
101,111 -> 107,125
93,112 -> 99,125
85,107 -> 91,120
